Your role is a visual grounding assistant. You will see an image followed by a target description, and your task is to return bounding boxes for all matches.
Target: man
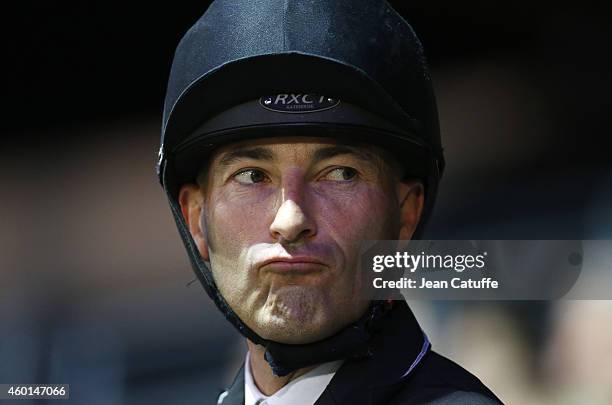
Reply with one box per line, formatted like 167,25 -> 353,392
157,0 -> 502,403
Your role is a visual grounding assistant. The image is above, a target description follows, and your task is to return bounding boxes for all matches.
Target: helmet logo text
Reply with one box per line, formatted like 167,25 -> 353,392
260,94 -> 340,113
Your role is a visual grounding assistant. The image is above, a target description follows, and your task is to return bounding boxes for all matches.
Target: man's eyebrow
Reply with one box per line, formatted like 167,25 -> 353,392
218,147 -> 276,167
312,145 -> 376,165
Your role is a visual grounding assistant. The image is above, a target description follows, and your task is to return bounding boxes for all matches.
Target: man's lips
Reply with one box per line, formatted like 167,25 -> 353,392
258,257 -> 327,273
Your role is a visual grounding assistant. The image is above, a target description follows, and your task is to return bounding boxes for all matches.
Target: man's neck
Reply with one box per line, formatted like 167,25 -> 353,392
246,340 -> 317,396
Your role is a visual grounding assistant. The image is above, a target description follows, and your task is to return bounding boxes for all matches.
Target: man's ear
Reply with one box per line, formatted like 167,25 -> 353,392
178,184 -> 210,261
396,179 -> 425,240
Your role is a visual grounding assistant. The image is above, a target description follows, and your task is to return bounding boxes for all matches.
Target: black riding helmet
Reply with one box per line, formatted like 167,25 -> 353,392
158,0 -> 445,376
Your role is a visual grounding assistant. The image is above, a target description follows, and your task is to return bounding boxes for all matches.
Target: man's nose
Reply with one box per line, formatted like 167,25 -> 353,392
269,182 -> 316,243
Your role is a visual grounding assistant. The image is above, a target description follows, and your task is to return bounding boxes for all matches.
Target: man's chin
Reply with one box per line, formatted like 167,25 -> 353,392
250,287 -> 339,344
253,318 -> 336,345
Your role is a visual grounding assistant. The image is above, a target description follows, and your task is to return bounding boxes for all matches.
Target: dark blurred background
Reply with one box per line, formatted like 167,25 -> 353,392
3,1 -> 612,404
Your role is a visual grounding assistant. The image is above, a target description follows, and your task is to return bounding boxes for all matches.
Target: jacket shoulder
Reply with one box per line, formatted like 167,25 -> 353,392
425,391 -> 501,405
386,351 -> 503,404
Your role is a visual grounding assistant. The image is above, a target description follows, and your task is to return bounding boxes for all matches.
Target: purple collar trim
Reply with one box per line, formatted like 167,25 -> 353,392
401,330 -> 430,379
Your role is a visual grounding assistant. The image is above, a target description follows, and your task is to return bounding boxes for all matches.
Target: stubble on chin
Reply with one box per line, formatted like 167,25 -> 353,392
253,285 -> 333,344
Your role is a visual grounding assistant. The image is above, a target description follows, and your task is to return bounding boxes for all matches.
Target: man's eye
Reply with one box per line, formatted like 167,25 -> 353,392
233,169 -> 268,184
323,167 -> 358,181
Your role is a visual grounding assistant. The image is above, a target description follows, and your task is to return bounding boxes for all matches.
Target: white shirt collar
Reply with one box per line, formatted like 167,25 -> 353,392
244,351 -> 342,405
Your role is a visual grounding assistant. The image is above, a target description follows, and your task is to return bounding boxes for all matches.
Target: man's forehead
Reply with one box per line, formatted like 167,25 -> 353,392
210,136 -> 382,166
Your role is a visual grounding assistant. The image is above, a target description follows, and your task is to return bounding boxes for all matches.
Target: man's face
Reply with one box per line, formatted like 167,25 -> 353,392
179,137 -> 423,344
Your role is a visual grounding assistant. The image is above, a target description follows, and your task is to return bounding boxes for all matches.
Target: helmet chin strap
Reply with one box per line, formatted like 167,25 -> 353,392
164,185 -> 394,376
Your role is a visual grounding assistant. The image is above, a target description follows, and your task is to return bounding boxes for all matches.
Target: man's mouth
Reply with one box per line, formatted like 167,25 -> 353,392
258,256 -> 328,274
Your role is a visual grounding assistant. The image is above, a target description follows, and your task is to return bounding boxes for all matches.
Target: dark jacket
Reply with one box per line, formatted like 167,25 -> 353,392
218,302 -> 503,404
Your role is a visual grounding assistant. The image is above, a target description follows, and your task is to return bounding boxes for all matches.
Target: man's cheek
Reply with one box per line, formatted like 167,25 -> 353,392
321,187 -> 390,233
207,201 -> 275,266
